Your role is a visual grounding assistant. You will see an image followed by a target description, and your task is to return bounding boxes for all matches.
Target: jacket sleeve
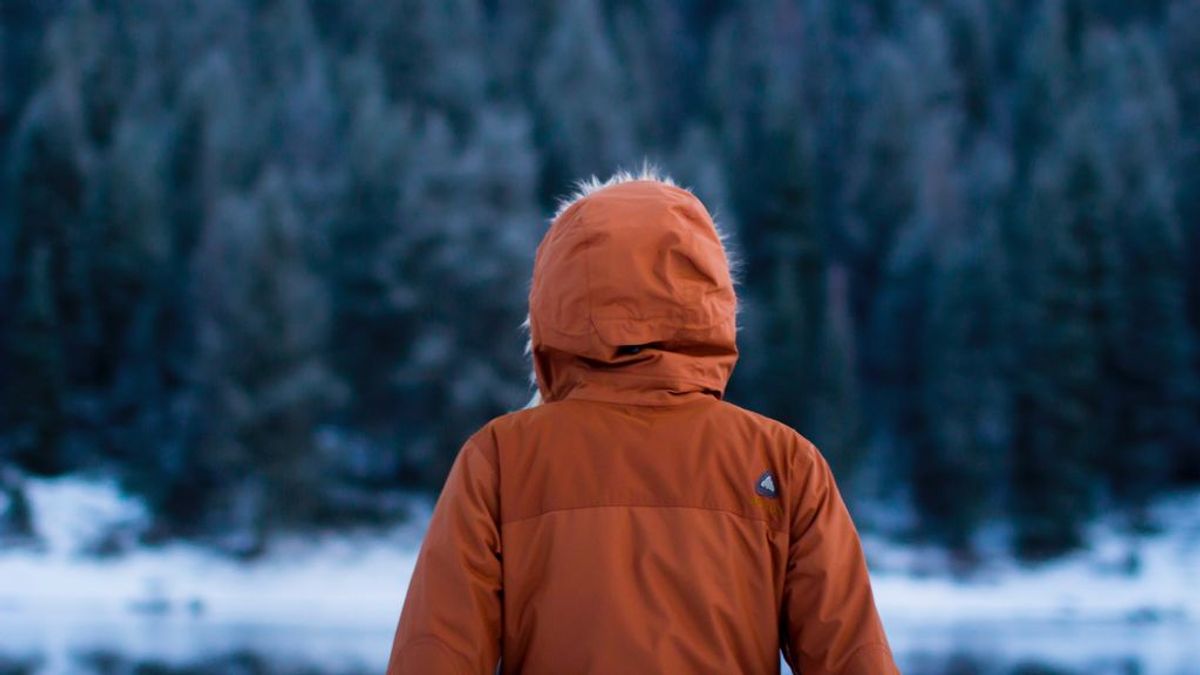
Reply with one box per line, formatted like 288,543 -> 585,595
387,436 -> 502,674
780,441 -> 898,675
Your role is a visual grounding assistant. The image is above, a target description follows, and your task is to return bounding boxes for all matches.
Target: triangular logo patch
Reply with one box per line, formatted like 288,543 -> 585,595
755,471 -> 778,498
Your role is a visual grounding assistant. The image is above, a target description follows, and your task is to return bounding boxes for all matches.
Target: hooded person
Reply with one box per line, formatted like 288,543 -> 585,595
387,170 -> 899,675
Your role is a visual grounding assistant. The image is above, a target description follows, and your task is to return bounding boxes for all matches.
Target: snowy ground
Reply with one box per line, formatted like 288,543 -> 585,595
864,490 -> 1200,624
2,478 -> 1198,673
0,478 -> 428,627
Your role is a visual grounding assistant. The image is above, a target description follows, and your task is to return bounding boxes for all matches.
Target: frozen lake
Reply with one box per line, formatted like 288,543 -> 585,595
1,612 -> 1196,674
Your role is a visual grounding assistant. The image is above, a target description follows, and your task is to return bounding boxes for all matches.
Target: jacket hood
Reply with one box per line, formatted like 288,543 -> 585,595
525,171 -> 740,407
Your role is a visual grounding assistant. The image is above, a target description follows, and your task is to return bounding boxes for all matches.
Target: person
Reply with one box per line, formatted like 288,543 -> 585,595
386,170 -> 899,674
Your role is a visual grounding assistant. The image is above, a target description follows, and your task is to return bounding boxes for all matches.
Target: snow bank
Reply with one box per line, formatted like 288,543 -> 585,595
2,477 -> 426,626
866,491 -> 1200,624
3,477 -> 1198,627
3,478 -> 1199,673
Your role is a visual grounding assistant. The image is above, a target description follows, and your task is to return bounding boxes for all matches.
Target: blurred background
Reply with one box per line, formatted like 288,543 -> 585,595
1,0 -> 1198,673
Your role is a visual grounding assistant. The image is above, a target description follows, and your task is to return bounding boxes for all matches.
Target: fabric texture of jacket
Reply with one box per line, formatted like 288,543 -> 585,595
387,173 -> 899,674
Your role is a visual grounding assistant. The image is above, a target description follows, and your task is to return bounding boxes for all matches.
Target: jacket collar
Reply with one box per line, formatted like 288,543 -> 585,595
538,341 -> 736,407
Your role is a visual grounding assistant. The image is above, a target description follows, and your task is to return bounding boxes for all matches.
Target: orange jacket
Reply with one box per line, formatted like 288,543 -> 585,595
388,177 -> 898,674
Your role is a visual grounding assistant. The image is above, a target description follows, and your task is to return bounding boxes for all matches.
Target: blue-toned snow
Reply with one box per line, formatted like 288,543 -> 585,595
1,478 -> 1197,674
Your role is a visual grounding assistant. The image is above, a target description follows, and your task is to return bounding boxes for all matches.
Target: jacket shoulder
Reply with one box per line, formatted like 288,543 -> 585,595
461,402 -> 558,453
467,399 -> 825,470
711,400 -> 822,464
477,401 -> 556,434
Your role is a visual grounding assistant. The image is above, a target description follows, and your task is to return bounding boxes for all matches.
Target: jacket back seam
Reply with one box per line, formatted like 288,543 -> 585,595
499,503 -> 787,535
